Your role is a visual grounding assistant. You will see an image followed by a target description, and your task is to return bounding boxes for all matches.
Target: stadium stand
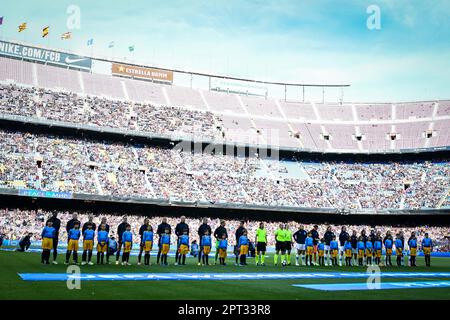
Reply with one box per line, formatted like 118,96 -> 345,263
0,129 -> 449,210
1,57 -> 449,153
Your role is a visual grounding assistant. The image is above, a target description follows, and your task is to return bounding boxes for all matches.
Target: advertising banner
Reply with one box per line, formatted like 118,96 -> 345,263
18,189 -> 73,199
0,40 -> 92,70
112,63 -> 173,83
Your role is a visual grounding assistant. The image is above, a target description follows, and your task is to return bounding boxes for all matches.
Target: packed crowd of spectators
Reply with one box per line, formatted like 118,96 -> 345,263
0,84 -> 220,141
0,209 -> 449,251
1,129 -> 449,210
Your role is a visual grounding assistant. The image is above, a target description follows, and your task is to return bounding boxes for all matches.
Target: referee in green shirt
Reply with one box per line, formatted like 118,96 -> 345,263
274,224 -> 287,266
255,222 -> 267,266
284,223 -> 293,266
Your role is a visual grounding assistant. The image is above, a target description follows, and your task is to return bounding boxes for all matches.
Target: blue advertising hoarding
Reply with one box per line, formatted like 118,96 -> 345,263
18,189 -> 73,199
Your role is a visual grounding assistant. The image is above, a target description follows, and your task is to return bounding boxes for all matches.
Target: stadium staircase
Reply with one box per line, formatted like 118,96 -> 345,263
92,171 -> 103,195
274,98 -> 304,148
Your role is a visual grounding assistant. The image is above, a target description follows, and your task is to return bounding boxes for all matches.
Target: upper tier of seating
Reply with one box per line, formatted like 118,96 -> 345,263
0,56 -> 449,152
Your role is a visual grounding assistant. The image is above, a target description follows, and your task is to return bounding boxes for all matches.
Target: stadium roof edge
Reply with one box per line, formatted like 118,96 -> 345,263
3,39 -> 350,88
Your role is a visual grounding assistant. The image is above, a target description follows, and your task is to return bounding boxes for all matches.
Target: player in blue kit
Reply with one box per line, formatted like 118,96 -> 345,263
65,222 -> 81,265
142,224 -> 154,266
317,239 -> 325,266
395,234 -> 404,267
305,233 -> 314,266
178,230 -> 189,266
160,228 -> 171,266
96,223 -> 109,265
41,220 -> 55,264
421,233 -> 433,267
408,232 -> 418,267
201,230 -> 212,266
365,238 -> 373,266
344,237 -> 352,266
357,237 -> 365,266
82,224 -> 95,265
218,234 -> 228,266
374,233 -> 383,265
238,230 -> 249,266
330,236 -> 339,266
384,232 -> 394,267
121,224 -> 133,265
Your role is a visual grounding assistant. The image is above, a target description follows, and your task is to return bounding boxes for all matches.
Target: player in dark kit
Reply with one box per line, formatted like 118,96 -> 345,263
115,216 -> 128,265
234,221 -> 246,266
323,226 -> 334,266
156,217 -> 171,264
293,224 -> 307,266
82,215 -> 97,233
350,230 -> 358,266
310,225 -> 320,265
174,216 -> 189,265
137,218 -> 150,265
338,226 -> 349,266
65,213 -> 80,237
46,212 -> 61,264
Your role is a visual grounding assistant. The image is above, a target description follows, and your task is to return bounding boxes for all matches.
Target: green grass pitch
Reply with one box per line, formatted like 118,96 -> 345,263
1,250 -> 450,300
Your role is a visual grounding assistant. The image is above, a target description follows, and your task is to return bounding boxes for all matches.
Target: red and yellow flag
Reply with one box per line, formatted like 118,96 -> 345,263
18,22 -> 27,32
42,26 -> 49,38
61,32 -> 71,40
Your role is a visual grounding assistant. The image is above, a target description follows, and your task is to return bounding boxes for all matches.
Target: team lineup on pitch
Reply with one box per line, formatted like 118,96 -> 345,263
37,215 -> 437,269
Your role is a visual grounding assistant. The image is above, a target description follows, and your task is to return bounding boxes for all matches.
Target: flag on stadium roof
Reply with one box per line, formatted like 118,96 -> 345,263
0,17 -> 3,25
42,26 -> 49,37
128,45 -> 135,52
87,38 -> 94,46
18,22 -> 27,32
61,32 -> 71,40
108,41 -> 115,48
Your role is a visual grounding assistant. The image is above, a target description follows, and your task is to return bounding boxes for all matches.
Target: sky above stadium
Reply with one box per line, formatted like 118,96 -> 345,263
1,0 -> 449,102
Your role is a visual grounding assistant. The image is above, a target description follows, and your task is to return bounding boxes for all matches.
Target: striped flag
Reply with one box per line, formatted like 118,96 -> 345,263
18,22 -> 27,32
42,26 -> 49,38
61,32 -> 71,40
108,41 -> 115,48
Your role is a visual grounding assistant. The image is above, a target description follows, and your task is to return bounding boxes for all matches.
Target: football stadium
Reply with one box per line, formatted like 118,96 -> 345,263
0,0 -> 449,303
